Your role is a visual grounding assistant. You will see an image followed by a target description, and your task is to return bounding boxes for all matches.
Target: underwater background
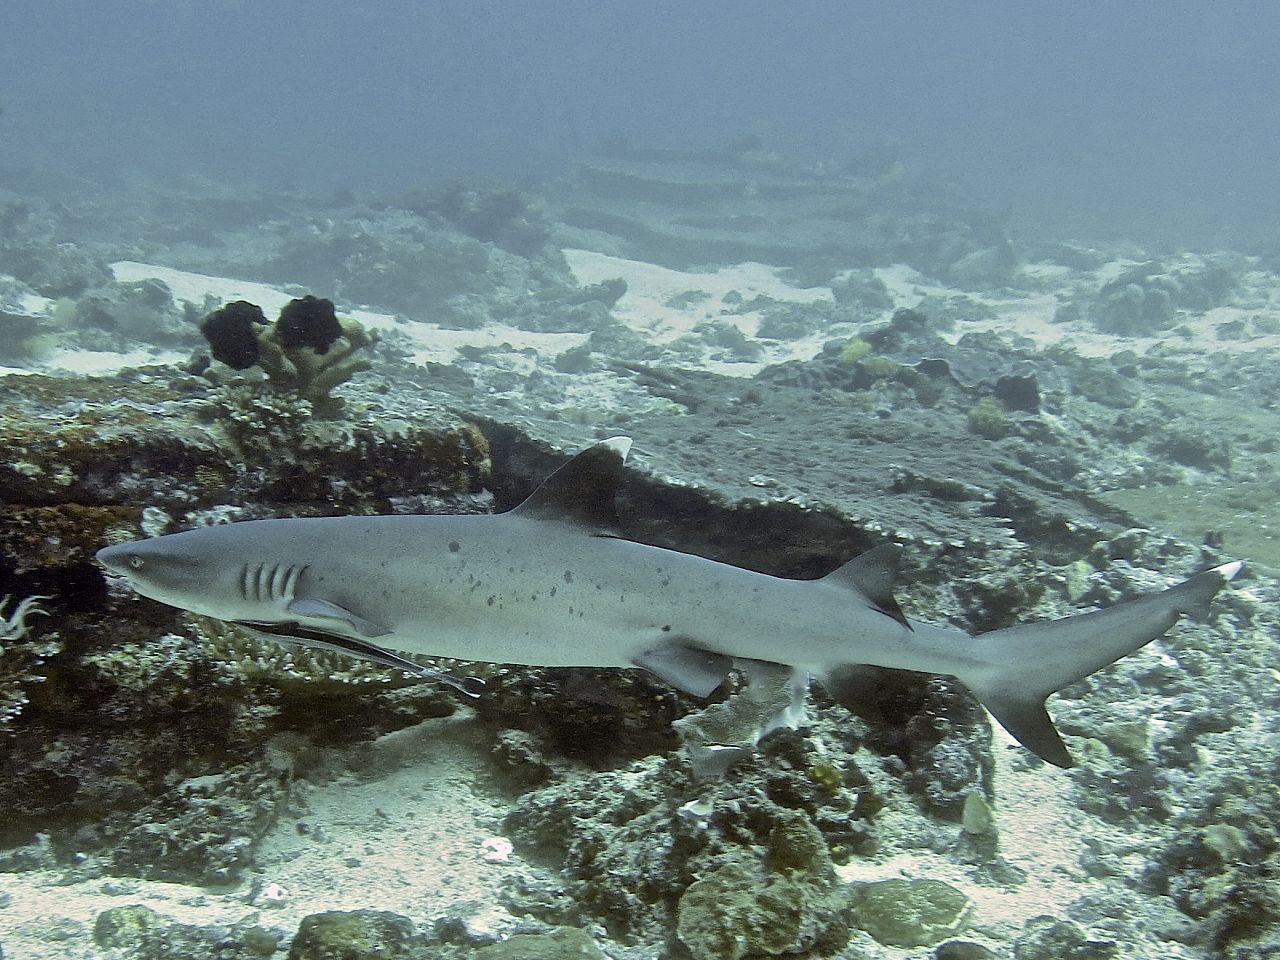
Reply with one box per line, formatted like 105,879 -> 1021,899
1,2 -> 1278,958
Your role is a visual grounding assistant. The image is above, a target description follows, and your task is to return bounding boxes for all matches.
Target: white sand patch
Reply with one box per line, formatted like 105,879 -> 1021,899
0,712 -> 537,960
44,347 -> 190,376
566,251 -> 828,324
876,260 -> 1280,359
564,249 -> 842,374
1019,262 -> 1075,283
112,260 -> 405,340
873,262 -> 1071,350
250,712 -> 531,935
564,249 -> 832,342
399,326 -> 586,368
111,262 -> 299,319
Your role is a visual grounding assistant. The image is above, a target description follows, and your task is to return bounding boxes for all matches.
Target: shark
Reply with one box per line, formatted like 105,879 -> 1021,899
96,436 -> 1242,768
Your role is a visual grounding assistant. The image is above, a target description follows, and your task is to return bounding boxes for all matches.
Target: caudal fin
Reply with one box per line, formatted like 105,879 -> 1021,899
967,561 -> 1242,767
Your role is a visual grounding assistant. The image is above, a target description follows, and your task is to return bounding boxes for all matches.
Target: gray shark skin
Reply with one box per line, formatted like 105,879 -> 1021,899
97,437 -> 1242,768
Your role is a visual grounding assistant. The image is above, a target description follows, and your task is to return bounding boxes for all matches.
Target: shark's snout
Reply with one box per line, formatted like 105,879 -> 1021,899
96,543 -> 132,575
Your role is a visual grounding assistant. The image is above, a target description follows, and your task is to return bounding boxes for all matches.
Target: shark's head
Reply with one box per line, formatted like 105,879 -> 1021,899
96,524 -> 298,622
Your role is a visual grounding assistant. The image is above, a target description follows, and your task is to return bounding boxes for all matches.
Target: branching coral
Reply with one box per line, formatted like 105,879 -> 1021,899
200,296 -> 378,416
0,593 -> 59,729
1,594 -> 49,641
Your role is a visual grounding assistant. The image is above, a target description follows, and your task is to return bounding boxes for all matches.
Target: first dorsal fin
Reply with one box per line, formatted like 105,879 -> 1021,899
509,437 -> 632,536
821,543 -> 911,629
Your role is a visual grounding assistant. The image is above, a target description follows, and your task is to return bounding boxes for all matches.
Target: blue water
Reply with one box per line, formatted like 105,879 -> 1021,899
1,1 -> 1276,243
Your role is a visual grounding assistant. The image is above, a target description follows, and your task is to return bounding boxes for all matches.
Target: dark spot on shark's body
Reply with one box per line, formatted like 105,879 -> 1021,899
449,541 -> 460,553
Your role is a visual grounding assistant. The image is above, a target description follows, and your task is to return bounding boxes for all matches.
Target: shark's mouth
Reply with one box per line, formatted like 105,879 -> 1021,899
233,619 -> 485,697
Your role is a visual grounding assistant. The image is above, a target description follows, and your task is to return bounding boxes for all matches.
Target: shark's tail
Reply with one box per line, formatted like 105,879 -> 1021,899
962,560 -> 1242,767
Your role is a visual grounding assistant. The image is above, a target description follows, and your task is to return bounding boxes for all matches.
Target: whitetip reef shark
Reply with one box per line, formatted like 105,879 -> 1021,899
97,437 -> 1241,768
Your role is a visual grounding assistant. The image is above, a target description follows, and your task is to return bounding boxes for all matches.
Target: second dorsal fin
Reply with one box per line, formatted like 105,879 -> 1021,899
509,437 -> 632,536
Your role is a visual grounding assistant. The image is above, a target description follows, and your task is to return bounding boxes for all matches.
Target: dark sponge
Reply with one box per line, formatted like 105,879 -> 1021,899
276,295 -> 342,355
200,300 -> 267,369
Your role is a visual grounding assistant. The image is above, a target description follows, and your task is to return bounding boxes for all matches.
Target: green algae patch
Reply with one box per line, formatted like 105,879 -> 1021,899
848,877 -> 971,947
94,904 -> 163,950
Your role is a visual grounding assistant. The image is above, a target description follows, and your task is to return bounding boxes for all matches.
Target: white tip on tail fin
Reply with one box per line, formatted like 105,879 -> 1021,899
968,560 -> 1242,768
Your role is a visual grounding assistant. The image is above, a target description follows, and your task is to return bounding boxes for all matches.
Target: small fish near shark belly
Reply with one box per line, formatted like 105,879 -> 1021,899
95,436 -> 1244,770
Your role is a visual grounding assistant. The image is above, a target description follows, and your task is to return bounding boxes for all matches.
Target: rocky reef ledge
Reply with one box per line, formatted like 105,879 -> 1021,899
0,357 -> 1274,959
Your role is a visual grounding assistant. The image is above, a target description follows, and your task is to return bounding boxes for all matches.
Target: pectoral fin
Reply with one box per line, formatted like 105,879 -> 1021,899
287,597 -> 391,638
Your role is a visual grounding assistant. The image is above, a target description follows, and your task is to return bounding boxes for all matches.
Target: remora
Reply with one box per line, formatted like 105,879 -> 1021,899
97,436 -> 1241,767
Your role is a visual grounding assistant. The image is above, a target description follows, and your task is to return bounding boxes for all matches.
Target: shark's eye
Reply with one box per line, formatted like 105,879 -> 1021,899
129,555 -> 145,570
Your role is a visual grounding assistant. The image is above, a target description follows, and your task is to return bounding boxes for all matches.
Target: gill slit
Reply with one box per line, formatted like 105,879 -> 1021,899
239,563 -> 308,602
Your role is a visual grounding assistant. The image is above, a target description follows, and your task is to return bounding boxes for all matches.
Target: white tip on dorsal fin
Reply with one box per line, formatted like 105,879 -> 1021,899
509,437 -> 632,536
820,542 -> 911,629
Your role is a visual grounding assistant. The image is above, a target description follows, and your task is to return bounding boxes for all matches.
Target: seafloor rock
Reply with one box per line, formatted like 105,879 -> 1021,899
1012,915 -> 1117,959
935,940 -> 1001,959
1087,259 -> 1238,337
502,712 -> 977,944
73,276 -> 190,344
288,910 -> 417,960
675,859 -> 849,960
401,180 -> 555,258
93,903 -> 283,958
847,877 -> 971,947
0,281 -> 50,362
0,197 -> 112,296
471,927 -> 609,960
0,165 -> 1273,959
1143,730 -> 1280,957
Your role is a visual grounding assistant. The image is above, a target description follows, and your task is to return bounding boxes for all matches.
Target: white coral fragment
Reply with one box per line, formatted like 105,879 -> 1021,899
0,595 -> 51,642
